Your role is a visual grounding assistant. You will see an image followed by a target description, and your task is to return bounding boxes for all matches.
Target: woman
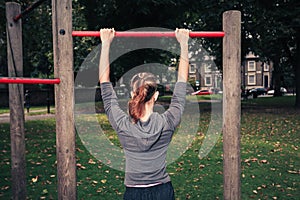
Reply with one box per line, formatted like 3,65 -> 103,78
99,28 -> 189,200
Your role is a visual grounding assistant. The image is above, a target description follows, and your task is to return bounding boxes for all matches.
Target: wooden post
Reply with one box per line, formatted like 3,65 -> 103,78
6,2 -> 26,199
52,0 -> 76,199
222,10 -> 241,200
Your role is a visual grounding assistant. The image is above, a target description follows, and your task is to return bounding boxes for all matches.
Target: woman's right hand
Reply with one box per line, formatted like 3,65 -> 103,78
100,28 -> 115,45
175,28 -> 190,45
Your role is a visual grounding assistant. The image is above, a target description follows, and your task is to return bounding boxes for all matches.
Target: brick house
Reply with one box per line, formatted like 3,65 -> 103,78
241,52 -> 273,90
188,55 -> 222,91
188,52 -> 273,91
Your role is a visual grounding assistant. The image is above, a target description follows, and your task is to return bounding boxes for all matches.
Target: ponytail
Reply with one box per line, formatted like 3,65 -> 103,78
128,73 -> 157,123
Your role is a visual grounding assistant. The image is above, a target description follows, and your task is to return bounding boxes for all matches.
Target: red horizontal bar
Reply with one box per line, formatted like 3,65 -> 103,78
72,31 -> 225,38
0,77 -> 60,84
13,0 -> 48,21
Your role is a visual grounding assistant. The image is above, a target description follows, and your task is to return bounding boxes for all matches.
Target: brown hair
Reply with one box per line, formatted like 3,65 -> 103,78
128,72 -> 158,123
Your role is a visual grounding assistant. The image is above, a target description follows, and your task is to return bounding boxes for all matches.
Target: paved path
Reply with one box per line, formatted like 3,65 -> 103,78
0,110 -> 55,124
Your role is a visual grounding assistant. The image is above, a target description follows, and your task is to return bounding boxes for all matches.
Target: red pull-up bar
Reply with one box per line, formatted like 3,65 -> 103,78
13,0 -> 48,21
72,31 -> 225,38
0,77 -> 60,84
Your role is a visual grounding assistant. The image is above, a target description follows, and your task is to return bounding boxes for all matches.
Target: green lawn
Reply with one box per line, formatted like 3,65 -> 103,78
0,106 -> 55,115
0,96 -> 299,199
0,107 -> 9,114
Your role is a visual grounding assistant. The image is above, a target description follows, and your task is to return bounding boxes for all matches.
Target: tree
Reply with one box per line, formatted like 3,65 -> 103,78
243,0 -> 300,106
1,0 -> 299,107
193,0 -> 300,107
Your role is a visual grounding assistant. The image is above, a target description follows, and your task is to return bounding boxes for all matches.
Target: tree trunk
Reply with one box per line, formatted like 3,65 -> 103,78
272,57 -> 282,97
294,29 -> 300,108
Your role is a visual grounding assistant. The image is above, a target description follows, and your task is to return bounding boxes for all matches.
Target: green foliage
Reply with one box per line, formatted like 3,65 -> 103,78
0,0 -> 299,103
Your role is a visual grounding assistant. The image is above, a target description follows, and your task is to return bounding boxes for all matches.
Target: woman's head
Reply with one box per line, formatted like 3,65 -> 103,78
128,72 -> 158,123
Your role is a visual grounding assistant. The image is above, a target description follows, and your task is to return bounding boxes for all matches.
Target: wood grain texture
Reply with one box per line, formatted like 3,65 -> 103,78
52,0 -> 76,199
222,10 -> 242,200
6,2 -> 26,199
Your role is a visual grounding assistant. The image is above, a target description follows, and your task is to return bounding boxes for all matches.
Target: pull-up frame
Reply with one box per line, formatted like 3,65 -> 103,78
5,1 -> 241,199
57,7 -> 241,200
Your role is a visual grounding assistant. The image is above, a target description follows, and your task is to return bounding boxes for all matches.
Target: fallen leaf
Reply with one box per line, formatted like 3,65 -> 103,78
32,176 -> 38,183
199,164 -> 205,169
88,159 -> 96,164
76,163 -> 86,169
287,170 -> 299,174
76,148 -> 84,153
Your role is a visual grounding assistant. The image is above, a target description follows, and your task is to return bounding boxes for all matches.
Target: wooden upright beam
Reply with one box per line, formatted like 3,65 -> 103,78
222,10 -> 242,200
52,0 -> 76,199
6,2 -> 26,199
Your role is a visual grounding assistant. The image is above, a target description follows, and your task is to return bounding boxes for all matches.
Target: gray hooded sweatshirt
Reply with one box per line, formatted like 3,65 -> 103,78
101,82 -> 186,186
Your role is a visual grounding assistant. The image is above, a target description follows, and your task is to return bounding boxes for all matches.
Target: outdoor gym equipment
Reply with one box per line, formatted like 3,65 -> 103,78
4,1 -> 241,199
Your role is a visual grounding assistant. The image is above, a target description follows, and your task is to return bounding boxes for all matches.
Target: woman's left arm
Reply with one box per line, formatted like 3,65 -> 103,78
99,28 -> 115,83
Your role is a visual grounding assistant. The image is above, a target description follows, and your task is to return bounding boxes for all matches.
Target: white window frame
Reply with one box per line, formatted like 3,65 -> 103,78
204,63 -> 211,73
263,63 -> 269,71
248,61 -> 256,71
205,75 -> 212,86
189,63 -> 196,73
248,74 -> 256,85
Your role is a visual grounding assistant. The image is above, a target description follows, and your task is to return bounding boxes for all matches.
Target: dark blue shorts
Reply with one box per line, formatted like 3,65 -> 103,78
123,182 -> 175,200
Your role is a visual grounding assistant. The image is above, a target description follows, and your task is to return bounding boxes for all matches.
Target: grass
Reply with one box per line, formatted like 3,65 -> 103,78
159,94 -> 223,102
0,106 -> 55,115
26,110 -> 55,116
242,95 -> 297,108
0,96 -> 299,199
0,107 -> 9,114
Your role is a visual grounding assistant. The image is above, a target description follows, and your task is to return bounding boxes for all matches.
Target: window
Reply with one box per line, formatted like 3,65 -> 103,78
248,74 -> 256,85
248,61 -> 256,71
189,64 -> 196,73
204,63 -> 211,72
205,75 -> 212,86
264,63 -> 269,71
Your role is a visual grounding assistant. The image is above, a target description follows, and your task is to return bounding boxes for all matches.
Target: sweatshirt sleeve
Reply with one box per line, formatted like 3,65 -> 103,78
100,82 -> 127,132
162,82 -> 186,131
